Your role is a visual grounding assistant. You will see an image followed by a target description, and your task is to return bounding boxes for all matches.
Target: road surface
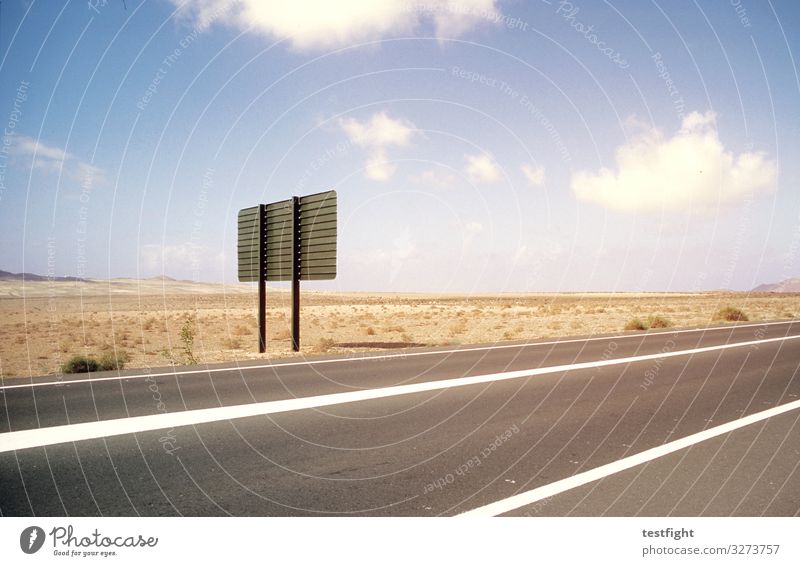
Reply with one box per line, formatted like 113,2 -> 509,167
1,320 -> 799,516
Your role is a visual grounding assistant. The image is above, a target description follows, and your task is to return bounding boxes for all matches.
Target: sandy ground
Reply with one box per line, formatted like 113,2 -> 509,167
1,279 -> 799,379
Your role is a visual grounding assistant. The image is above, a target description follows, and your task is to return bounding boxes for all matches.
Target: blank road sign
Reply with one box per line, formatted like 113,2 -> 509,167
237,206 -> 261,282
237,190 -> 337,283
299,190 -> 337,281
264,198 -> 293,281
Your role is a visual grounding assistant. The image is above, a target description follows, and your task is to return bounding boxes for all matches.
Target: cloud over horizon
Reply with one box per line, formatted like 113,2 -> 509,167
465,153 -> 501,183
339,111 -> 416,181
572,111 -> 776,213
13,135 -> 106,186
521,163 -> 545,186
171,0 -> 501,51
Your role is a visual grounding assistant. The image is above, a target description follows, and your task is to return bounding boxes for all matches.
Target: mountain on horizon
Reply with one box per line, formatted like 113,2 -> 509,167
0,269 -> 87,283
752,277 -> 800,292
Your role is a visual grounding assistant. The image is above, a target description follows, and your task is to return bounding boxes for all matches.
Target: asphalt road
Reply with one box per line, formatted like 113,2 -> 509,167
1,320 -> 799,516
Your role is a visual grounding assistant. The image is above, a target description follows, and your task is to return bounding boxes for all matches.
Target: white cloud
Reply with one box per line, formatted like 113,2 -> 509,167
13,135 -> 106,186
521,163 -> 545,186
431,0 -> 500,38
339,112 -> 416,182
338,112 -> 414,148
410,169 -> 457,190
364,149 -> 396,182
170,0 -> 501,51
15,137 -> 71,161
465,153 -> 501,183
572,111 -> 776,212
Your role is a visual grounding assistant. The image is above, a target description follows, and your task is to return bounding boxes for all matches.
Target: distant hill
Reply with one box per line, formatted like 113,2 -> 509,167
0,269 -> 87,282
752,277 -> 800,292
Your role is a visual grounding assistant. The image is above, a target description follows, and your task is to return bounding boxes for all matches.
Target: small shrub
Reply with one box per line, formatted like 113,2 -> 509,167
180,319 -> 198,364
712,306 -> 749,322
624,318 -> 647,331
316,337 -> 336,353
98,351 -> 128,371
364,326 -> 376,336
647,315 -> 672,329
62,355 -> 99,374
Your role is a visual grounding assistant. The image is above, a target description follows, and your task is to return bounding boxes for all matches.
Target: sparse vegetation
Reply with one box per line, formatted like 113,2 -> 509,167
647,315 -> 673,328
98,350 -> 129,371
712,306 -> 749,322
6,282 -> 800,378
624,318 -> 647,331
179,318 -> 198,364
62,355 -> 99,374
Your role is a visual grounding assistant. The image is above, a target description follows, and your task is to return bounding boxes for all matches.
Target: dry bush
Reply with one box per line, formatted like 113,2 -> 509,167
316,337 -> 336,353
624,319 -> 647,331
647,315 -> 672,328
712,306 -> 748,322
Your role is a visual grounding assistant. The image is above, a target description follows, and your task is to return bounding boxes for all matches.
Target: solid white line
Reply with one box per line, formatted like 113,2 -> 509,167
1,320 -> 795,391
459,398 -> 800,517
1,332 -> 798,454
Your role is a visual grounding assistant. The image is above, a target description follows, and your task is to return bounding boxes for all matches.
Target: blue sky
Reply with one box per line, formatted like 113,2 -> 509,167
0,0 -> 798,292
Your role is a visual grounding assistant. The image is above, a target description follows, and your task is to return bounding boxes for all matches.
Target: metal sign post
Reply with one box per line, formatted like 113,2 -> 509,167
258,204 -> 267,353
238,190 -> 337,353
291,196 -> 301,351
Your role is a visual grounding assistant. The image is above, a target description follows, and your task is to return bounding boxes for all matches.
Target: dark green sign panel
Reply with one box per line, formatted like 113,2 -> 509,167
237,190 -> 337,282
237,205 -> 261,282
237,190 -> 337,352
298,190 -> 337,281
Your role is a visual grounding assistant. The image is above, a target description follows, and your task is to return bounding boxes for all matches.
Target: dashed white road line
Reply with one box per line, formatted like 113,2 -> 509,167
1,332 -> 797,454
0,320 -> 794,391
459,398 -> 800,517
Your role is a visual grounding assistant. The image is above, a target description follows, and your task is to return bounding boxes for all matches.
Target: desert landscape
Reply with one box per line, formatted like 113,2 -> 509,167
1,276 -> 798,380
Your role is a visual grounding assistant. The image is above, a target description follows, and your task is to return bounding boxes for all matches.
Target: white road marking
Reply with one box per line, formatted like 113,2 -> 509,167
1,332 -> 797,453
459,397 -> 800,517
1,320 -> 795,391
